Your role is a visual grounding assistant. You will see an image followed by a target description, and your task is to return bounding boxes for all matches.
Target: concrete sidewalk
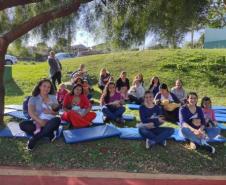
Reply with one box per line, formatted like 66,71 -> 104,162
0,166 -> 226,185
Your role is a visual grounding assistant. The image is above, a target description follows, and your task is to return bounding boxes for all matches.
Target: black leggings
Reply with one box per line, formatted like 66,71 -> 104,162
19,117 -> 61,140
51,71 -> 62,90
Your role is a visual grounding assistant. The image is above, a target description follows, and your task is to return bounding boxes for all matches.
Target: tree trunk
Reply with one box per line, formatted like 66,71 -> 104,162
191,28 -> 194,49
0,37 -> 8,124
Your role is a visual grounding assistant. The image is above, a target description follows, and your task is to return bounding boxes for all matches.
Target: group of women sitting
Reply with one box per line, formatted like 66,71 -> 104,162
19,66 -> 221,154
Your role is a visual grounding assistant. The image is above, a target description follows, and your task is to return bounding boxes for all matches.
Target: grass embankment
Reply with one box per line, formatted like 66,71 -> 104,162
2,49 -> 226,174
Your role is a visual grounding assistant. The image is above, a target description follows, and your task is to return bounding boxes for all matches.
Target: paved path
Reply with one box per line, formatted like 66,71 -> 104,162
0,166 -> 225,185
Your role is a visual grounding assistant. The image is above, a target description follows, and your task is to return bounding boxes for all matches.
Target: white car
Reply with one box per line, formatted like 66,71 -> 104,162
55,52 -> 74,61
5,54 -> 18,65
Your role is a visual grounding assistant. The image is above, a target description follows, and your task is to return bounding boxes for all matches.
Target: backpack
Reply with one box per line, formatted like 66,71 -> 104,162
23,96 -> 31,119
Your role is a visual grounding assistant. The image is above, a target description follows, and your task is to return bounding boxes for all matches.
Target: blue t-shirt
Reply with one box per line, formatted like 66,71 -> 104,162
28,94 -> 58,117
139,104 -> 163,127
179,105 -> 205,129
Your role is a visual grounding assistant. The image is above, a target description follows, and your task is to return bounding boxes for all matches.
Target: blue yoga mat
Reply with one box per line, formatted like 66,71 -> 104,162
0,122 -> 30,138
215,114 -> 226,123
117,127 -> 143,140
212,105 -> 226,110
127,104 -> 140,110
6,111 -> 27,120
63,125 -> 121,144
5,105 -> 23,111
218,123 -> 226,130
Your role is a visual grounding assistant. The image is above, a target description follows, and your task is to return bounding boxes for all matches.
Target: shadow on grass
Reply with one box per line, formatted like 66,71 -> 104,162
5,79 -> 24,97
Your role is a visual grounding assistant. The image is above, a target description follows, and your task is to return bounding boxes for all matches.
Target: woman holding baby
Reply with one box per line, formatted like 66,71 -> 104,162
61,84 -> 96,128
138,91 -> 174,149
19,78 -> 61,151
179,92 -> 220,154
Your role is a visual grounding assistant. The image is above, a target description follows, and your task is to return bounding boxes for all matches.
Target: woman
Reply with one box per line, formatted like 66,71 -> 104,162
179,92 -> 220,153
116,71 -> 130,100
138,91 -> 174,149
98,68 -> 111,91
149,76 -> 160,97
128,78 -> 145,104
61,84 -> 96,128
48,51 -> 62,90
171,79 -> 186,104
100,82 -> 126,124
136,73 -> 144,86
154,83 -> 181,123
19,79 -> 61,150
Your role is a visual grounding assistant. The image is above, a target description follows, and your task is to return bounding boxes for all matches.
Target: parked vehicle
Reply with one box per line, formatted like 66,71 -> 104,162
55,52 -> 75,61
5,54 -> 18,65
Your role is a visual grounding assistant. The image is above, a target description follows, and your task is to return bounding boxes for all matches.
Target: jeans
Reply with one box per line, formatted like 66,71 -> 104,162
20,117 -> 61,140
51,71 -> 62,90
181,127 -> 221,145
102,106 -> 125,120
139,127 -> 174,144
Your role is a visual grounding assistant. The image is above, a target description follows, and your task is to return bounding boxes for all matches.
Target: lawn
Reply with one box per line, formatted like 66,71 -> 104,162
1,49 -> 226,175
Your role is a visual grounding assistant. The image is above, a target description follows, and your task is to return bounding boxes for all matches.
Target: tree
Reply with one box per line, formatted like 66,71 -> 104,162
0,0 -> 95,124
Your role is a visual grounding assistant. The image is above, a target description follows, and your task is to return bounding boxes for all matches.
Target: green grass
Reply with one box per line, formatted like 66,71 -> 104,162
2,49 -> 226,174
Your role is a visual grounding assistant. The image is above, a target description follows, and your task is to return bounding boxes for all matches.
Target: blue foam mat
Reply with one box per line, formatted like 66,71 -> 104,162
218,123 -> 226,130
117,127 -> 143,140
63,125 -> 121,144
212,105 -> 226,110
127,104 -> 140,110
0,122 -> 30,138
6,111 -> 27,120
5,104 -> 23,111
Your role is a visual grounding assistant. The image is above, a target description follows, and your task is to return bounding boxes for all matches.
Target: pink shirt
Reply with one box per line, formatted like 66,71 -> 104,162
202,108 -> 216,121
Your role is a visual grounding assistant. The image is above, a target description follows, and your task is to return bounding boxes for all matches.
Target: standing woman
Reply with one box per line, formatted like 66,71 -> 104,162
149,76 -> 160,97
61,84 -> 96,128
48,51 -> 62,90
138,91 -> 174,149
179,92 -> 220,153
19,79 -> 61,150
171,79 -> 186,104
100,82 -> 126,124
98,68 -> 111,91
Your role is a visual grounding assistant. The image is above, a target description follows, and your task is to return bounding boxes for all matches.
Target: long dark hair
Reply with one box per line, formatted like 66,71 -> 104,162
32,78 -> 55,97
149,76 -> 160,89
102,82 -> 116,104
70,84 -> 84,96
201,96 -> 212,108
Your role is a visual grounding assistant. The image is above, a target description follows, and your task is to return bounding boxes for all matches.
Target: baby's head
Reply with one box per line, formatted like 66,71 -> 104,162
50,103 -> 60,112
192,118 -> 201,127
58,83 -> 66,91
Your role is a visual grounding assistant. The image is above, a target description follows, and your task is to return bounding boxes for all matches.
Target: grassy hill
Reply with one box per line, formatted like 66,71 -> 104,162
2,49 -> 226,174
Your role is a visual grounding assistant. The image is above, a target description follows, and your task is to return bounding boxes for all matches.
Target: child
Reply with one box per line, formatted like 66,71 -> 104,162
201,97 -> 218,128
71,96 -> 86,116
34,103 -> 60,135
56,83 -> 69,106
128,78 -> 145,104
82,80 -> 92,99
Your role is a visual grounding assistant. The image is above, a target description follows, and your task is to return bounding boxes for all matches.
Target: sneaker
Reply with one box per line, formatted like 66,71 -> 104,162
49,131 -> 57,143
160,140 -> 167,147
203,143 -> 215,154
190,142 -> 196,150
146,139 -> 156,149
146,139 -> 150,149
26,138 -> 36,151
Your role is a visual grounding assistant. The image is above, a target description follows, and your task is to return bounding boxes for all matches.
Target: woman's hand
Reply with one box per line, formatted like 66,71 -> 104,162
145,123 -> 155,129
43,108 -> 54,115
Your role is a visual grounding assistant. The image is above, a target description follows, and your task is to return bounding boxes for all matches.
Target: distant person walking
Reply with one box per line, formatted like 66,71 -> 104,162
48,51 -> 62,90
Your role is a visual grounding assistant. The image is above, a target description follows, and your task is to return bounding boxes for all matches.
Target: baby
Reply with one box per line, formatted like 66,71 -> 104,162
34,103 -> 60,135
71,96 -> 86,116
